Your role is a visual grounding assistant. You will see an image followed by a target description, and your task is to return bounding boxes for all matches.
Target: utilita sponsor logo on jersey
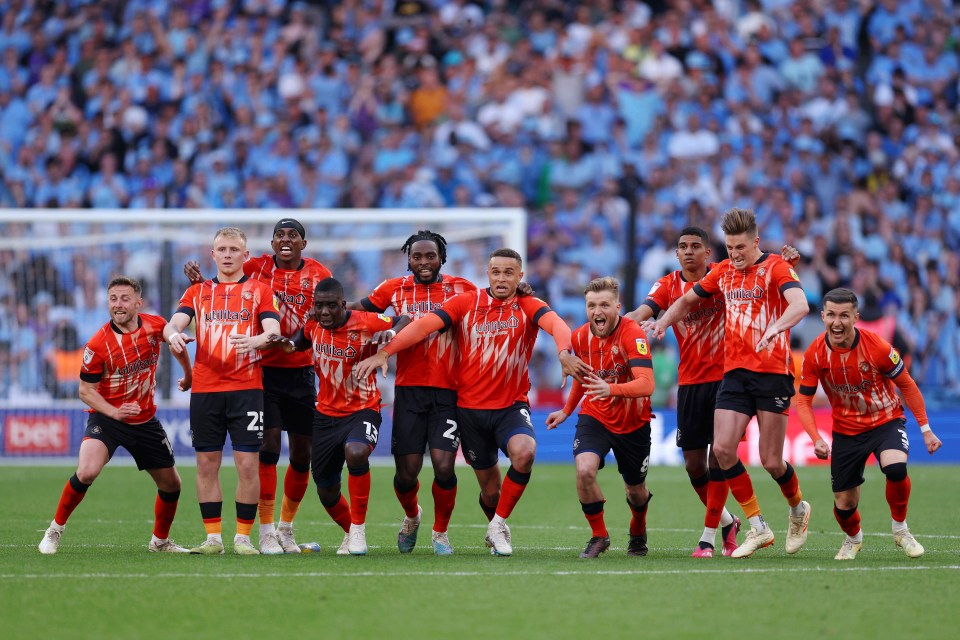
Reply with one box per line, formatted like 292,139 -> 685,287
474,316 -> 520,333
683,296 -> 724,324
4,416 -> 69,454
276,291 -> 307,306
830,380 -> 873,395
315,343 -> 357,359
726,286 -> 765,301
115,354 -> 159,377
405,301 -> 443,314
204,308 -> 252,323
595,363 -> 627,380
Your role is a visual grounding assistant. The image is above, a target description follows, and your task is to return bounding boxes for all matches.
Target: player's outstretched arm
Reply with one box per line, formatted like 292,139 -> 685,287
170,340 -> 193,392
371,315 -> 412,345
624,304 -> 655,324
892,369 -> 943,455
795,391 -> 829,459
546,378 -> 586,429
757,287 -> 809,352
79,380 -> 140,423
537,311 -> 591,384
780,245 -> 800,266
183,260 -> 204,284
355,313 -> 445,379
230,317 -> 281,354
652,289 -> 700,339
163,312 -> 194,354
584,366 -> 654,399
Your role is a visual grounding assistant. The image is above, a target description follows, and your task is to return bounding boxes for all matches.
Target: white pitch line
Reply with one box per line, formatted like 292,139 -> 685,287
2,565 -> 958,580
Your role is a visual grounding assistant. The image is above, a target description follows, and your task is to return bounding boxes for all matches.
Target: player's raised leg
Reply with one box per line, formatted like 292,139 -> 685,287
757,409 -> 810,554
575,451 -> 610,558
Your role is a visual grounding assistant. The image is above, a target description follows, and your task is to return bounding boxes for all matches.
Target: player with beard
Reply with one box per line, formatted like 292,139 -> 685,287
546,277 -> 656,558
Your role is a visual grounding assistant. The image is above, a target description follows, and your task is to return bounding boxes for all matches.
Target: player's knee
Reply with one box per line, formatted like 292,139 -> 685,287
344,443 -> 371,468
575,460 -> 598,484
260,428 -> 282,452
509,447 -> 535,473
881,462 -> 908,482
317,487 -> 340,507
75,466 -> 101,485
761,458 -> 785,477
626,485 -> 650,508
711,442 -> 736,465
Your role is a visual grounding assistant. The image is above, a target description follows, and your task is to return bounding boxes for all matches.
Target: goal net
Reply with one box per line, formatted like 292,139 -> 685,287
0,208 -> 526,461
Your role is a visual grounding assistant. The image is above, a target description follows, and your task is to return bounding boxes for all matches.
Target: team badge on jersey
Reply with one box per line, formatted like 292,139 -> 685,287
611,346 -> 619,355
860,361 -> 871,373
636,338 -> 648,356
348,331 -> 359,342
242,290 -> 253,300
301,278 -> 312,290
757,268 -> 766,277
789,268 -> 800,281
82,346 -> 95,366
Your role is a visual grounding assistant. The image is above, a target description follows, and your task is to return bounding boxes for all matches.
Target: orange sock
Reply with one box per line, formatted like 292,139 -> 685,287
432,476 -> 457,533
323,494 -> 352,532
153,490 -> 179,539
723,461 -> 761,519
347,466 -> 371,525
280,463 -> 311,523
495,467 -> 530,519
54,474 -> 90,526
394,477 -> 420,518
236,502 -> 256,537
200,501 -> 222,535
774,462 -> 803,508
258,453 -> 279,525
705,469 -> 729,528
581,501 -> 608,538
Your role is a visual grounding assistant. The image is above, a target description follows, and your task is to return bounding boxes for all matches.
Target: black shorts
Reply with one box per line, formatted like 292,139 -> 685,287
84,413 -> 176,471
263,366 -> 316,436
391,386 -> 460,456
573,415 -> 651,486
831,418 -> 910,493
676,381 -> 721,450
311,408 -> 381,488
715,369 -> 794,417
190,389 -> 264,452
457,402 -> 535,470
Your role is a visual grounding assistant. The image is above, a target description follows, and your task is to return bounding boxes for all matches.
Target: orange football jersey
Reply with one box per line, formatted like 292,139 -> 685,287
644,266 -> 724,385
363,274 -> 476,389
305,311 -> 395,417
571,317 -> 654,433
79,314 -> 166,424
799,329 -> 907,435
434,290 -> 551,410
244,255 -> 332,368
693,253 -> 802,376
175,276 -> 280,392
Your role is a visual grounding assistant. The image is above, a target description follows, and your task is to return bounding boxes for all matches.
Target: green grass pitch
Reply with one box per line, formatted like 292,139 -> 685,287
2,464 -> 957,639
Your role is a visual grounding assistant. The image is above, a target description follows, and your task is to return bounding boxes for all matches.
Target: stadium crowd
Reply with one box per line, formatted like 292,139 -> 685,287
1,0 -> 960,401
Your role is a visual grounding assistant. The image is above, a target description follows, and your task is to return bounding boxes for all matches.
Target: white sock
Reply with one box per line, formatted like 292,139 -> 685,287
748,515 -> 767,531
350,523 -> 365,531
790,502 -> 806,517
50,520 -> 65,531
700,527 -> 717,545
719,508 -> 734,527
260,522 -> 276,536
848,531 -> 863,543
278,520 -> 293,529
491,514 -> 506,527
207,533 -> 223,543
150,534 -> 164,545
892,519 -> 908,533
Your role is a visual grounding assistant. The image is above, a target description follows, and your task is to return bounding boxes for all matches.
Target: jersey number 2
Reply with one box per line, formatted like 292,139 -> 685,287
246,411 -> 264,431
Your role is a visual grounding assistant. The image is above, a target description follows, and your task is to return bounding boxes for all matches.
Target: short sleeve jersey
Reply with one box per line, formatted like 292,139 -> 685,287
244,255 -> 332,368
571,317 -> 654,434
434,290 -> 551,410
799,329 -> 907,435
693,253 -> 802,376
643,265 -> 724,385
363,274 -> 476,389
176,276 -> 280,393
304,311 -> 394,417
79,314 -> 166,424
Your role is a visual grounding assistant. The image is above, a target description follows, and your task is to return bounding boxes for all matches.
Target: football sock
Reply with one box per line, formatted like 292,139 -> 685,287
495,466 -> 531,519
705,468 -> 729,528
257,451 -> 280,531
279,462 -> 310,525
347,464 -> 371,525
236,502 -> 256,537
479,492 -> 497,522
581,501 -> 608,538
54,473 -> 90,526
882,463 -> 910,522
833,504 -> 861,537
774,462 -> 804,509
723,461 -> 761,520
690,471 -> 709,506
321,494 -> 352,532
699,527 -> 717,546
153,489 -> 180,539
200,501 -> 222,538
627,493 -> 652,537
432,475 -> 457,533
393,476 -> 420,518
